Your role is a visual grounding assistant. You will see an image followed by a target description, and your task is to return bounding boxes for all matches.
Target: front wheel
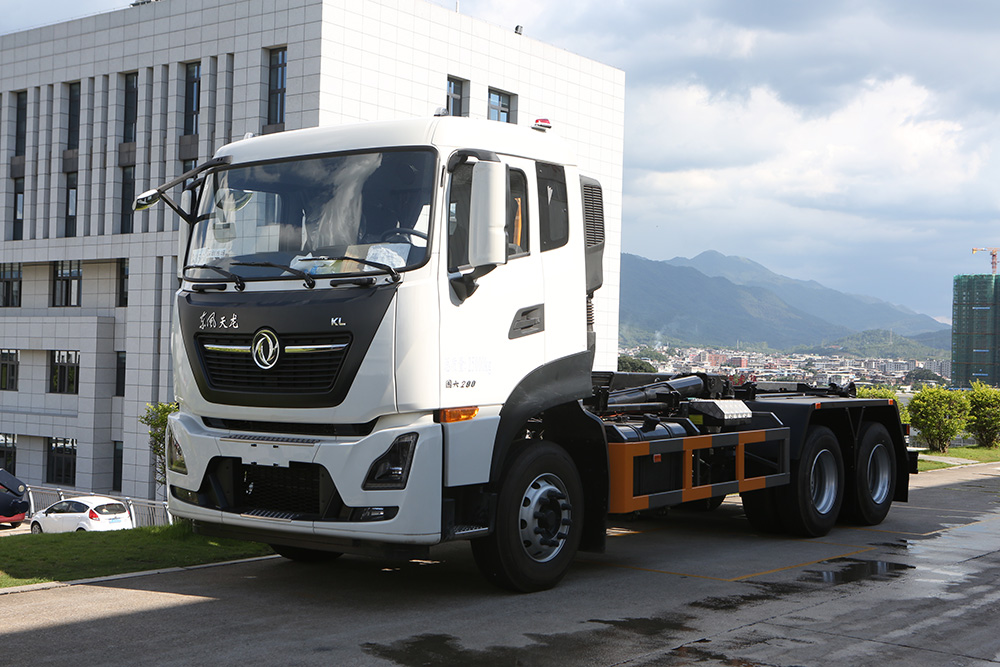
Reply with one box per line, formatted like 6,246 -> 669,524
30,522 -> 42,534
844,422 -> 896,525
777,425 -> 844,537
9,521 -> 21,528
471,441 -> 583,592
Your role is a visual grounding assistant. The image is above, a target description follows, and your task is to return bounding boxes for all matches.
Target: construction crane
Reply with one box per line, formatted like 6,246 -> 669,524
973,247 -> 1000,274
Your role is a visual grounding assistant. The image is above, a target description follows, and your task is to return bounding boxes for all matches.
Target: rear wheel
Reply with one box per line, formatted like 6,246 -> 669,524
778,426 -> 844,537
270,545 -> 343,562
844,422 -> 896,525
30,522 -> 42,534
471,440 -> 583,592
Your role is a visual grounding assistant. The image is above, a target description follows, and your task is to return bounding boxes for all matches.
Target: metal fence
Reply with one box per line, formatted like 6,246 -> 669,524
24,486 -> 171,528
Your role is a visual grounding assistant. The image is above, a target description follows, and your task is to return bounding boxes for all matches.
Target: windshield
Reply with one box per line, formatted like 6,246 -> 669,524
186,149 -> 436,282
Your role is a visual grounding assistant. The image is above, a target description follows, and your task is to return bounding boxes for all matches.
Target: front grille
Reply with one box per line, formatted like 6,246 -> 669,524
198,333 -> 351,393
240,463 -> 325,516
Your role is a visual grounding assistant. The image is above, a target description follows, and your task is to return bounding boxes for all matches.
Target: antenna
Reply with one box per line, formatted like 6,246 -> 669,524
972,247 -> 1000,275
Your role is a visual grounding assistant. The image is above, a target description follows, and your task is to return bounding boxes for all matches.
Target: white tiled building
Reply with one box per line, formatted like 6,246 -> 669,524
0,0 -> 624,499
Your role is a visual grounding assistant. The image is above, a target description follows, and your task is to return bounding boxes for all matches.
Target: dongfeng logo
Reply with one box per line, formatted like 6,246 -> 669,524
252,329 -> 280,370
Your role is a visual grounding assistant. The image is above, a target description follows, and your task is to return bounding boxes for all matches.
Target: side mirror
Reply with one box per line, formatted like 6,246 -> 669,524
466,160 -> 507,269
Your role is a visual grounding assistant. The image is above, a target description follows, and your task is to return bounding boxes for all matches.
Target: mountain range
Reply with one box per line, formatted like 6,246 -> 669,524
619,251 -> 949,351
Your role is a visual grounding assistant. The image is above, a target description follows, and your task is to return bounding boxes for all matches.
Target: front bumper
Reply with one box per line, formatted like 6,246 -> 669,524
166,412 -> 444,548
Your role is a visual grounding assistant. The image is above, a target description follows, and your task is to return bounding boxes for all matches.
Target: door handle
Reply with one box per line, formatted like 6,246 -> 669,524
509,304 -> 545,339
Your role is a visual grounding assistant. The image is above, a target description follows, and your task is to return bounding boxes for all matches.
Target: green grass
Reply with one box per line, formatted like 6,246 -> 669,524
916,444 -> 1000,472
0,521 -> 273,589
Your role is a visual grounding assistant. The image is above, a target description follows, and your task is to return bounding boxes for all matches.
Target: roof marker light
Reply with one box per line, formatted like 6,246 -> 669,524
533,119 -> 552,131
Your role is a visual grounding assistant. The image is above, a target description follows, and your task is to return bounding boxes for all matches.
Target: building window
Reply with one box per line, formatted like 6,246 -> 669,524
115,352 -> 126,397
113,441 -> 123,492
488,89 -> 515,123
0,350 -> 18,391
537,162 -> 570,252
268,48 -> 287,126
121,166 -> 135,234
52,260 -> 82,307
0,264 -> 21,307
65,172 -> 78,238
12,177 -> 24,241
0,434 -> 16,475
447,77 -> 466,117
67,82 -> 81,150
184,62 -> 201,136
14,91 -> 27,157
47,437 -> 77,486
123,72 -> 138,143
117,259 -> 129,307
49,350 -> 80,394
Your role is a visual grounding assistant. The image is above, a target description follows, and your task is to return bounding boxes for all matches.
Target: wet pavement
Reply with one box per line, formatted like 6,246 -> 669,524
1,463 -> 999,666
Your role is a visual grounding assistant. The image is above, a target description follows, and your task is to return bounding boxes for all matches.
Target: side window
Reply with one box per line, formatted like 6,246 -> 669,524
507,169 -> 529,258
447,163 -> 473,272
537,162 -> 569,252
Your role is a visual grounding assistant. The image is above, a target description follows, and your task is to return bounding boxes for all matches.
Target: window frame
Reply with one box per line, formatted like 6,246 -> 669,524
488,88 -> 515,124
14,91 -> 27,157
49,350 -> 80,395
183,61 -> 201,136
65,171 -> 78,238
52,260 -> 82,307
46,437 -> 77,486
123,72 -> 139,143
120,166 -> 135,234
0,350 -> 18,391
0,263 -> 21,307
0,434 -> 16,475
67,81 -> 81,150
267,47 -> 287,127
447,77 -> 466,117
12,177 -> 24,241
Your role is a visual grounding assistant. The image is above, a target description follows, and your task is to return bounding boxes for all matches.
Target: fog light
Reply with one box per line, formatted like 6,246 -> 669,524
363,433 -> 417,490
353,506 -> 399,522
167,429 -> 188,474
172,486 -> 198,504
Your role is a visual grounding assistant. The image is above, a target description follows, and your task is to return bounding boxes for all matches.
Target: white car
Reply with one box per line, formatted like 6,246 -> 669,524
30,496 -> 133,534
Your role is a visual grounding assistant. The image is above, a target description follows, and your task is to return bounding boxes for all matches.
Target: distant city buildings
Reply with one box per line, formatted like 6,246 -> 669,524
625,345 -> 950,388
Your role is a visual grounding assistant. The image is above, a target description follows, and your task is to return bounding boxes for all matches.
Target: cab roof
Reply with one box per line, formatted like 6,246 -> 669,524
216,116 -> 576,169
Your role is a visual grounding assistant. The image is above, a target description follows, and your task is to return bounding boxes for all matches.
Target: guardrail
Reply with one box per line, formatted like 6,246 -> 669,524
24,486 -> 171,528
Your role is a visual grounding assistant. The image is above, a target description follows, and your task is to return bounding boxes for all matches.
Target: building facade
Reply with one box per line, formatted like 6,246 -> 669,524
0,0 -> 625,498
952,274 -> 999,388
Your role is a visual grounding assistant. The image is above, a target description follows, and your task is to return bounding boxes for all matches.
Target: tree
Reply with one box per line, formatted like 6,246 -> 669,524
618,355 -> 656,373
966,381 -> 1000,449
908,386 -> 969,453
139,402 -> 179,488
856,385 -> 909,423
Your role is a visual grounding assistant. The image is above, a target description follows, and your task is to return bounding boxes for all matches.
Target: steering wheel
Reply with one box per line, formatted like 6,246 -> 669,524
379,228 -> 428,242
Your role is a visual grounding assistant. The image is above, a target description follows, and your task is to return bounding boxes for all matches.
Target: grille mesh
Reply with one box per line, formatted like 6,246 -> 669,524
582,183 -> 605,247
198,333 -> 351,393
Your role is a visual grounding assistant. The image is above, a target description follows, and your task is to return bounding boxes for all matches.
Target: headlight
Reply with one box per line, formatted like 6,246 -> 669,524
167,429 -> 188,474
363,433 -> 417,490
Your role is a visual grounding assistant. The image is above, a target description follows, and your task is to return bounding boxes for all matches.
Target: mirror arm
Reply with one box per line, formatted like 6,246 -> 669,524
447,148 -> 500,172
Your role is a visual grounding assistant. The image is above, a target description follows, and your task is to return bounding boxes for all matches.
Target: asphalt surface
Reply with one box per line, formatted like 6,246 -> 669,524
2,463 -> 999,666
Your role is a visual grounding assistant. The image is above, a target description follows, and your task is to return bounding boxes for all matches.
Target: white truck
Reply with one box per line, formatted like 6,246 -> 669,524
139,117 -> 910,591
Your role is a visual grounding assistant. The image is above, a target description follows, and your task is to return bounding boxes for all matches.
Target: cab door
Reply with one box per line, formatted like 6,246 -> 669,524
438,155 -> 543,413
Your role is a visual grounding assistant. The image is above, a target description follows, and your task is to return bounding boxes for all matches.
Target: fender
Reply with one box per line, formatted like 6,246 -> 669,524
490,350 -> 595,484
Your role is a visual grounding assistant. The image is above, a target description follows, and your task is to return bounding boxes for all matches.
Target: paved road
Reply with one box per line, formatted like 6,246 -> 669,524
2,463 -> 999,666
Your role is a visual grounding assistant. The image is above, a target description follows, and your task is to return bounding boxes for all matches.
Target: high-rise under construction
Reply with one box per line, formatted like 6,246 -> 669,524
952,274 -> 1000,387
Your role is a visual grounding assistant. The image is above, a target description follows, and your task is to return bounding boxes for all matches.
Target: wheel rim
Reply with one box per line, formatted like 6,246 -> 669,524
518,473 -> 572,563
867,443 -> 892,505
810,449 -> 838,515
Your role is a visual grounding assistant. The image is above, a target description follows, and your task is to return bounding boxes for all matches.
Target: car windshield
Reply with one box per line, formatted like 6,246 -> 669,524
186,149 -> 436,282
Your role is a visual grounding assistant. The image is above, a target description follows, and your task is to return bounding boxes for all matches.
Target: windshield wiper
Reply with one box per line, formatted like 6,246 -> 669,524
298,256 -> 401,283
231,261 -> 316,289
183,264 -> 246,291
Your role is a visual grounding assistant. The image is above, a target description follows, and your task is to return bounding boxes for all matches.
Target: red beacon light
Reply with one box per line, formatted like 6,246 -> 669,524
533,118 -> 552,131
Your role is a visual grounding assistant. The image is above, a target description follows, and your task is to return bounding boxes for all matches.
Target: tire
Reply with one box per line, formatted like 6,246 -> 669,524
30,522 -> 42,534
270,544 -> 343,562
740,488 -> 785,533
9,521 -> 21,528
76,528 -> 86,532
471,440 -> 583,592
843,422 -> 896,525
777,425 -> 844,537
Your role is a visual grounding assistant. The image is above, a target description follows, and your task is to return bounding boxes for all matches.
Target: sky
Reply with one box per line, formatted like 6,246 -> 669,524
4,1 -> 1000,323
